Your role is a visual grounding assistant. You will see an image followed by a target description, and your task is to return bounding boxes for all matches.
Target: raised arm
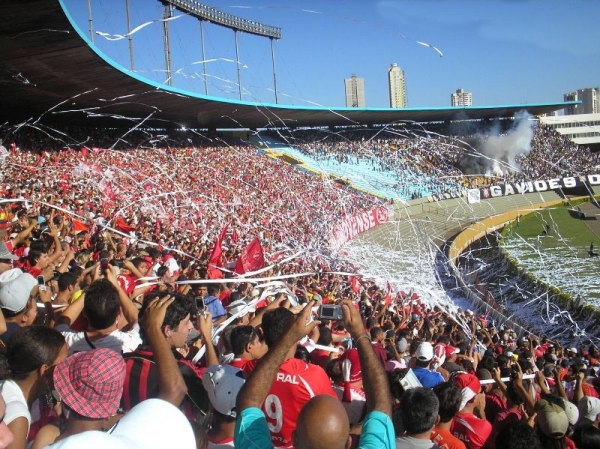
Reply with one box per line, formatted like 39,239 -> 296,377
341,299 -> 392,417
197,310 -> 218,367
10,218 -> 37,247
55,292 -> 85,327
105,264 -> 139,327
143,296 -> 187,406
237,300 -> 318,412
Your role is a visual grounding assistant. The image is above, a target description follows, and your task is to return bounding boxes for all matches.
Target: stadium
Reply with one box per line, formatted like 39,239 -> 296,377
1,1 -> 600,448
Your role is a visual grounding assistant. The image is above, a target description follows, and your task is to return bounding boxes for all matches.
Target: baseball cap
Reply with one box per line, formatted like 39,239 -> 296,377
202,365 -> 246,418
416,342 -> 434,362
452,372 -> 481,410
578,396 -> 600,421
0,242 -> 18,261
567,347 -> 577,354
445,345 -> 459,358
535,399 -> 569,438
48,399 -> 196,449
227,299 -> 249,317
54,348 -> 126,419
396,337 -> 408,353
0,269 -> 36,312
561,398 -> 579,426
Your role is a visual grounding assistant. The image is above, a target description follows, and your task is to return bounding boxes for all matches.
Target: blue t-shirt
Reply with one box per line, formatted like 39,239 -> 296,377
412,367 -> 444,388
234,407 -> 394,449
203,295 -> 226,321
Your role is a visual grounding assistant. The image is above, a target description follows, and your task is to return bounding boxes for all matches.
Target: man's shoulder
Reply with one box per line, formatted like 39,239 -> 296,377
112,323 -> 140,337
55,323 -> 84,339
455,413 -> 492,432
432,427 -> 466,449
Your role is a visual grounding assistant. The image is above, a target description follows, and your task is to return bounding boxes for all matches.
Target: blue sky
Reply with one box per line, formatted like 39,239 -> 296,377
62,0 -> 600,109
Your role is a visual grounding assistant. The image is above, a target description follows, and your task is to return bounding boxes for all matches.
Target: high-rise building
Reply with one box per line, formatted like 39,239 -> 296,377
344,73 -> 365,107
564,87 -> 599,115
451,88 -> 472,107
388,63 -> 406,108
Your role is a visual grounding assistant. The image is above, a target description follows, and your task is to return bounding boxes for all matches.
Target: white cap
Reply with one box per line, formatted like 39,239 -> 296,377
416,342 -> 434,362
202,365 -> 246,417
0,269 -> 36,312
49,399 -> 196,449
0,242 -> 19,261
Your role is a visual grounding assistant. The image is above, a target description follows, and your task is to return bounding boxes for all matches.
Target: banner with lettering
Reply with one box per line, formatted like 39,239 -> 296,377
479,174 -> 600,199
330,206 -> 391,248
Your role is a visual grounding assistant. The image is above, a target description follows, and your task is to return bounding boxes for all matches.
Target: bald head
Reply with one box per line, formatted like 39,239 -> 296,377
293,395 -> 350,449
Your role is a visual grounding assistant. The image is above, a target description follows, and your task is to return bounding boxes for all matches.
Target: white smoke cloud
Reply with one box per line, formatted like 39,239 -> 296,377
481,110 -> 535,176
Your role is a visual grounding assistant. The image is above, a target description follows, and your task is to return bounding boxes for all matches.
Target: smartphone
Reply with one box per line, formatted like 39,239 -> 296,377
37,275 -> 46,292
100,258 -> 109,272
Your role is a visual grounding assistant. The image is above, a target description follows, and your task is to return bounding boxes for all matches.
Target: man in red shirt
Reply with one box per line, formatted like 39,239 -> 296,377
260,307 -> 337,448
369,326 -> 387,366
229,325 -> 266,377
451,373 -> 492,449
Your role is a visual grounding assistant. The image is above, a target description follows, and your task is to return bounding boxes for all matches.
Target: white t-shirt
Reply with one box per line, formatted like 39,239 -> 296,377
332,384 -> 366,425
56,323 -> 142,354
208,437 -> 235,448
0,380 -> 30,433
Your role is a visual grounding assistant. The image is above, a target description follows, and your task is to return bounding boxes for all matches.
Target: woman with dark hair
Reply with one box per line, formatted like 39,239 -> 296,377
0,326 -> 67,449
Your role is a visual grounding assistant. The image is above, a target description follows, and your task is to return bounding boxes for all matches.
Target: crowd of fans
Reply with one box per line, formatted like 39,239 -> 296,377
275,123 -> 599,197
0,122 -> 598,449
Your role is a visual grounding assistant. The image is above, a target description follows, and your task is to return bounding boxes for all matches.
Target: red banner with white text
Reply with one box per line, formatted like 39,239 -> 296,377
330,206 -> 390,248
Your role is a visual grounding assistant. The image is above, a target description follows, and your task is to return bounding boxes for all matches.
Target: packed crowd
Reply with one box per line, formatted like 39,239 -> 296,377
278,123 -> 598,196
0,218 -> 600,449
513,126 -> 600,182
1,127 -> 383,252
0,122 -> 598,449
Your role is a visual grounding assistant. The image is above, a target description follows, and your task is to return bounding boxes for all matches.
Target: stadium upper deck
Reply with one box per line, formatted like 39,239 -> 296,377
0,0 -> 577,130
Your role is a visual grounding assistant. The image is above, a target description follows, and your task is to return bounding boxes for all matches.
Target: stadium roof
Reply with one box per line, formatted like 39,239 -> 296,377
0,0 -> 578,130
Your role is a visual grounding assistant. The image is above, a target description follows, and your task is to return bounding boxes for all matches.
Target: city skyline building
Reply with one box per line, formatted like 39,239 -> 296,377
564,87 -> 599,115
388,63 -> 406,108
451,88 -> 472,107
344,73 -> 365,107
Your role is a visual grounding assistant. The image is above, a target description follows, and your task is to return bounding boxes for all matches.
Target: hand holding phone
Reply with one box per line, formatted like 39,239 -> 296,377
37,275 -> 46,292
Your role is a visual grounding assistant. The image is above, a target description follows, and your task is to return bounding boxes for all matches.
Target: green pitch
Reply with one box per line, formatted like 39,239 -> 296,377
502,204 -> 600,304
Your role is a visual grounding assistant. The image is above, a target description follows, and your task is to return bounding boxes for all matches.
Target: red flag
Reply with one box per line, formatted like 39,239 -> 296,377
103,183 -> 116,201
80,148 -> 90,158
71,218 -> 89,233
207,222 -> 229,279
384,282 -> 392,307
115,216 -> 135,233
349,276 -> 360,293
234,237 -> 265,275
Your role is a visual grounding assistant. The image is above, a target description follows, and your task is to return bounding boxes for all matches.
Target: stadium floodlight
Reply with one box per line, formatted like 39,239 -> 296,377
162,0 -> 282,39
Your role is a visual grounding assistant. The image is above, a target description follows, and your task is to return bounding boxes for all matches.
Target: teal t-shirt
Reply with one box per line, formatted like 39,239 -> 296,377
234,407 -> 395,449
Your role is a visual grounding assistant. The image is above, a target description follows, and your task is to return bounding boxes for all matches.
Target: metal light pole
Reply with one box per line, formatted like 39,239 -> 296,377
163,3 -> 173,86
271,38 -> 278,104
87,0 -> 94,43
199,20 -> 208,95
125,0 -> 135,71
234,29 -> 242,100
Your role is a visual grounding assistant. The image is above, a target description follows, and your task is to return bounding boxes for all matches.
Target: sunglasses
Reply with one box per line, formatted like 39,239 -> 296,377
0,259 -> 13,264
